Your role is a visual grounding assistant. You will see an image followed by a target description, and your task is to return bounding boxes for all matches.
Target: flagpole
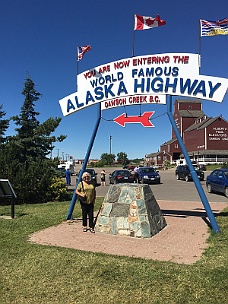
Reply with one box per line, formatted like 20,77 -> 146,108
198,20 -> 201,72
76,46 -> 79,91
132,15 -> 135,57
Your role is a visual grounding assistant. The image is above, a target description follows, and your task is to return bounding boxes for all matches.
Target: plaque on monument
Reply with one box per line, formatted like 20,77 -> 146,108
110,203 -> 129,217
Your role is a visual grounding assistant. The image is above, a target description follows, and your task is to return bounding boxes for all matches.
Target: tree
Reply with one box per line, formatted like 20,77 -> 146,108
12,75 -> 66,163
0,104 -> 9,144
0,75 -> 67,204
117,152 -> 129,165
0,104 -> 10,204
100,153 -> 115,165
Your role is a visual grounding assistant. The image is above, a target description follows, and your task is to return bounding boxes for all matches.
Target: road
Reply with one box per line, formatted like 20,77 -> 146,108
70,166 -> 228,203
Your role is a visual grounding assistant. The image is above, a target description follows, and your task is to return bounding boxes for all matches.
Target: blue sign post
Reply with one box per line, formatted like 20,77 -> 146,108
166,95 -> 220,233
66,103 -> 101,220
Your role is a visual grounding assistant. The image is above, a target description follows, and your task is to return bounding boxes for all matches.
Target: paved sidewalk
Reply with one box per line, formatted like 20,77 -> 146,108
29,200 -> 227,265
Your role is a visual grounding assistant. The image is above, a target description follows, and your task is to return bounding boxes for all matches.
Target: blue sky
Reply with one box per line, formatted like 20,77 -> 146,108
1,0 -> 227,161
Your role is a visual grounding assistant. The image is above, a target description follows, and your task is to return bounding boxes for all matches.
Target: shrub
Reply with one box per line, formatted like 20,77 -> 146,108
46,176 -> 71,201
221,162 -> 228,168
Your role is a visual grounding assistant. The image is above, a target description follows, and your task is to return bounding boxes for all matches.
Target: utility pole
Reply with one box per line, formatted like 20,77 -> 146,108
109,135 -> 112,154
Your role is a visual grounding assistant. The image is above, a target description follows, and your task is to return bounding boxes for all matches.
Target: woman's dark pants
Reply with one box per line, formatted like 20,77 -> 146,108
80,202 -> 94,228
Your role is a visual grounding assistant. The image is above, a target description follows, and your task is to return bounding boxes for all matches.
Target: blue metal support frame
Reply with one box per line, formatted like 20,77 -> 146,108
166,95 -> 220,233
66,103 -> 102,220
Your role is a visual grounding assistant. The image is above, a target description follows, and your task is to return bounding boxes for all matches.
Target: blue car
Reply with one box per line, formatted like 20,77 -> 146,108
206,168 -> 228,197
137,167 -> 161,184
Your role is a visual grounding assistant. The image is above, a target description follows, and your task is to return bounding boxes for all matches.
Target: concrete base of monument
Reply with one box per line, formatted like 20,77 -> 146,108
95,183 -> 167,238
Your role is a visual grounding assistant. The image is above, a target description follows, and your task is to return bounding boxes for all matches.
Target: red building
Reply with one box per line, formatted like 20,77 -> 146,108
145,150 -> 172,168
145,99 -> 228,166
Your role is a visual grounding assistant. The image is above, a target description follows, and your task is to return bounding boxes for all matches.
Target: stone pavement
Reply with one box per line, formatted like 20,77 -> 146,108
29,200 -> 227,265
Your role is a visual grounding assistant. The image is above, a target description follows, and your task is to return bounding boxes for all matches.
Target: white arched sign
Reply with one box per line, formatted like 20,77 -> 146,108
59,53 -> 228,116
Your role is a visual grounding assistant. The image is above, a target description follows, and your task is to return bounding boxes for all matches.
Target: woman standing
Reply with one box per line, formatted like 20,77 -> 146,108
76,172 -> 96,233
100,169 -> 106,186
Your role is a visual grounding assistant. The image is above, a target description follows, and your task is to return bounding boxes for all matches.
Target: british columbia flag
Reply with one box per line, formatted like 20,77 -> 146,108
200,18 -> 228,36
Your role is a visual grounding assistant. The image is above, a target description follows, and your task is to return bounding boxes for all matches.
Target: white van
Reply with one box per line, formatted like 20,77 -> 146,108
58,161 -> 75,175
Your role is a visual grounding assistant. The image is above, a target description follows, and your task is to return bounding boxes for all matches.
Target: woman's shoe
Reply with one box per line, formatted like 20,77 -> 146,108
83,228 -> 87,232
90,228 -> 95,233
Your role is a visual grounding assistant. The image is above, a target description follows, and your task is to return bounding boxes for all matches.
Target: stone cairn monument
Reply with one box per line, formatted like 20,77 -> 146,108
95,183 -> 167,238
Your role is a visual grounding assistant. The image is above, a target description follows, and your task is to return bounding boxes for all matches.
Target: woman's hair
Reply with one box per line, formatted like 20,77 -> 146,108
82,172 -> 91,180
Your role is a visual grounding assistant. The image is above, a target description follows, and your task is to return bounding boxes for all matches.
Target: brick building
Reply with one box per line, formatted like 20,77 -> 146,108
145,99 -> 228,166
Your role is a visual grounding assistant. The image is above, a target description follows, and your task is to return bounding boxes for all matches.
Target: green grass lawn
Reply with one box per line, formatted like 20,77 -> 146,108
0,199 -> 227,304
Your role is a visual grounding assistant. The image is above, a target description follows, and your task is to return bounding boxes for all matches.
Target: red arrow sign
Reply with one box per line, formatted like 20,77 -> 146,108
113,111 -> 154,127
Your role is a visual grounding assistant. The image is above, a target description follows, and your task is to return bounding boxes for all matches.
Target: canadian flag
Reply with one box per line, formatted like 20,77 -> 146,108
134,14 -> 166,30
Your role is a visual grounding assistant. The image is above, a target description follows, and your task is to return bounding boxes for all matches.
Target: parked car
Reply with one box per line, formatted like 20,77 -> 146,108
137,167 -> 161,184
109,170 -> 135,184
175,165 -> 204,182
76,168 -> 97,185
206,169 -> 228,197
